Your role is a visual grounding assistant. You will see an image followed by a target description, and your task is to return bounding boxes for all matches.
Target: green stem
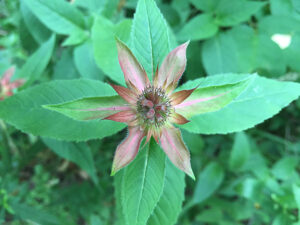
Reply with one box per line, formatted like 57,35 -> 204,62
0,120 -> 11,171
0,120 -> 19,156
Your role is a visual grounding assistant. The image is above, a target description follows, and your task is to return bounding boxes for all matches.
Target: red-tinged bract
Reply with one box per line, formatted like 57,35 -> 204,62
0,67 -> 25,100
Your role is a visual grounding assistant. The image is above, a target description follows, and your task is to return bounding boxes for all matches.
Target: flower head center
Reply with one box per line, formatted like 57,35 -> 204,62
136,85 -> 172,127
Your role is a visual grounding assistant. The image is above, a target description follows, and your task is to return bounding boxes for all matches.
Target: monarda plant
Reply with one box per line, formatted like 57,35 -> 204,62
0,0 -> 299,224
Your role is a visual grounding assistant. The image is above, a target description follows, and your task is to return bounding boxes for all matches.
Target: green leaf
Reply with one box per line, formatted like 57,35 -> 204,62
177,14 -> 218,41
175,76 -> 251,119
179,73 -> 300,134
90,215 -> 103,225
43,138 -> 98,184
189,0 -> 221,12
0,79 -> 125,141
271,156 -> 298,180
74,0 -> 106,13
258,15 -> 300,35
147,159 -> 185,225
202,25 -> 286,76
11,203 -> 61,225
92,16 -> 132,85
16,35 -> 55,86
53,49 -> 80,80
23,0 -> 86,36
115,139 -> 166,225
229,132 -> 251,171
20,1 -> 51,44
193,162 -> 224,203
270,0 -> 300,18
61,29 -> 88,46
44,96 -> 127,121
130,0 -> 173,77
215,0 -> 266,26
74,42 -> 104,80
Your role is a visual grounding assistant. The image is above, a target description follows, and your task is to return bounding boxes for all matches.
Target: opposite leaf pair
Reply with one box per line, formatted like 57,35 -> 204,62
46,40 -> 249,179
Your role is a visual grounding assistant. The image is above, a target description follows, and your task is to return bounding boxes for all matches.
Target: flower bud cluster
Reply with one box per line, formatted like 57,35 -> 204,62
137,85 -> 172,127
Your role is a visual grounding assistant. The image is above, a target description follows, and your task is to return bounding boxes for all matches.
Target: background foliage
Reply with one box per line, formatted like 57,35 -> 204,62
0,0 -> 300,224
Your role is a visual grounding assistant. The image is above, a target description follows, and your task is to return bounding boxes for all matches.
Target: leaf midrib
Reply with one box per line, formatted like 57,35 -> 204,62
27,0 -> 85,31
135,145 -> 150,225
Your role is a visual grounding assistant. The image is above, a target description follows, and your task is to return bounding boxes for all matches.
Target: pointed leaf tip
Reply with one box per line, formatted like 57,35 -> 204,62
116,39 -> 150,91
160,127 -> 194,178
156,42 -> 189,90
111,126 -> 144,175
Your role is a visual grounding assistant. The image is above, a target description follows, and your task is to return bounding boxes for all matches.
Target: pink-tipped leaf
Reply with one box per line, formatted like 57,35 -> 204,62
44,96 -> 131,121
104,110 -> 136,123
109,83 -> 138,104
170,87 -> 196,106
111,126 -> 144,175
154,42 -> 189,91
1,67 -> 15,86
175,80 -> 251,119
159,127 -> 195,179
116,39 -> 150,92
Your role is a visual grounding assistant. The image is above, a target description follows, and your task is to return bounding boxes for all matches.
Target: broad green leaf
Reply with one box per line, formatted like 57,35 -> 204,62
20,1 -> 51,44
270,0 -> 300,18
172,0 -> 190,23
43,138 -> 98,184
74,0 -> 106,13
202,25 -> 286,76
147,159 -> 185,225
23,0 -> 86,37
229,132 -> 251,171
11,203 -> 61,225
62,29 -> 88,46
0,79 -> 125,141
179,73 -> 300,134
193,162 -> 224,203
44,96 -> 127,121
271,156 -> 298,180
258,15 -> 300,72
215,0 -> 266,26
115,139 -> 166,225
92,16 -> 132,85
130,0 -> 173,77
258,15 -> 300,35
196,208 -> 223,223
189,0 -> 221,12
177,14 -> 218,41
16,35 -> 55,86
101,0 -> 120,19
293,0 -> 300,12
90,215 -> 103,225
74,42 -> 104,80
53,49 -> 80,80
175,77 -> 251,119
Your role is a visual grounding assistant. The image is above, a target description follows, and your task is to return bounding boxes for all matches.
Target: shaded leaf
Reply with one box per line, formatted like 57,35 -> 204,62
177,14 -> 218,41
193,162 -> 224,203
0,79 -> 126,141
43,138 -> 98,184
